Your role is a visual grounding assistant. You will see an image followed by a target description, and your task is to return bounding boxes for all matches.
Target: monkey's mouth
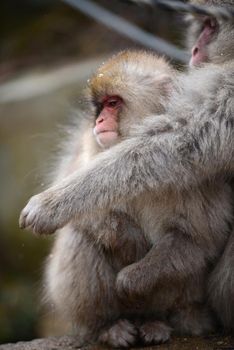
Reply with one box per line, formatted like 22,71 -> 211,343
97,130 -> 119,140
96,130 -> 117,134
96,131 -> 119,148
95,129 -> 119,138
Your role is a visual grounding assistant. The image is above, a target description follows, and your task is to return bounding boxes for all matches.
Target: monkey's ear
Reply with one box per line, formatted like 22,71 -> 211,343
156,74 -> 174,95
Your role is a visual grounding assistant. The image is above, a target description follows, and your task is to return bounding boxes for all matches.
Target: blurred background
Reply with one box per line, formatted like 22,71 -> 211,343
0,0 -> 187,344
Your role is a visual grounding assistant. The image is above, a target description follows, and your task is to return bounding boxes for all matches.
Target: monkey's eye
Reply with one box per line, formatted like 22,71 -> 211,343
104,96 -> 123,109
201,16 -> 218,34
108,100 -> 118,107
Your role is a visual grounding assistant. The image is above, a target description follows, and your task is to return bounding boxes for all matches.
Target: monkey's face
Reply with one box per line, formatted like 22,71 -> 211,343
189,16 -> 219,66
89,51 -> 175,149
93,95 -> 123,149
188,1 -> 234,65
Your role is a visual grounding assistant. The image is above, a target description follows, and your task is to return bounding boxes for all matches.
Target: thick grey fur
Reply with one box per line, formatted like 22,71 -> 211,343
20,0 -> 234,338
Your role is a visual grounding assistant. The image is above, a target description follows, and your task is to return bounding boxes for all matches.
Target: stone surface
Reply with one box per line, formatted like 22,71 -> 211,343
0,335 -> 233,350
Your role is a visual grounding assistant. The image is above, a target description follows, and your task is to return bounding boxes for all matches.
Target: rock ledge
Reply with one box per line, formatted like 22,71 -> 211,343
0,335 -> 233,350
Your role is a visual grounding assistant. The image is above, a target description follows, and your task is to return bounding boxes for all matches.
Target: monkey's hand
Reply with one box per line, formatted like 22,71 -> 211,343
19,188 -> 71,235
116,261 -> 152,306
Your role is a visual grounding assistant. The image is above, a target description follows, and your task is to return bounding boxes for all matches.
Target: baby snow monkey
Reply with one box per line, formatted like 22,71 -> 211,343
45,51 -> 176,347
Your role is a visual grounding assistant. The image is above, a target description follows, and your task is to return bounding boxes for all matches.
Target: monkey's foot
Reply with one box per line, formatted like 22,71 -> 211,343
19,190 -> 69,235
98,319 -> 137,348
139,320 -> 172,345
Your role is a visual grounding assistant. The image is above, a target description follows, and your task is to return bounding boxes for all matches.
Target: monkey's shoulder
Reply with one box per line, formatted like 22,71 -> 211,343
166,65 -> 234,121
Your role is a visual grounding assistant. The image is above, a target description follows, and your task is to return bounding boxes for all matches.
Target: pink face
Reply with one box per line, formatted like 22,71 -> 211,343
93,95 -> 123,148
190,17 -> 218,67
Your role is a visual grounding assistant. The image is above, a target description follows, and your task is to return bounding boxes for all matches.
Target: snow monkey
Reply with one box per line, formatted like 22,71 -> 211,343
187,0 -> 234,331
45,52 -> 177,348
20,0 -> 234,339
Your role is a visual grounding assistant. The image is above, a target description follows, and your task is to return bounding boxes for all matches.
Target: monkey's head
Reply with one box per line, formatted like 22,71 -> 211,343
87,51 -> 174,149
188,0 -> 234,66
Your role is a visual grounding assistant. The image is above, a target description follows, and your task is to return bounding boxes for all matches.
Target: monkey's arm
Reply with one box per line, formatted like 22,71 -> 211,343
19,113 -> 234,235
116,229 -> 208,301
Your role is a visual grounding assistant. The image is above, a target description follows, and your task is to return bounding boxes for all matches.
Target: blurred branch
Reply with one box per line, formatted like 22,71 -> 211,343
61,0 -> 189,64
0,57 -> 106,103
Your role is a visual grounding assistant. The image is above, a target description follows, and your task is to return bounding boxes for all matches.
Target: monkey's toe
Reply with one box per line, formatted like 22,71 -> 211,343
98,319 -> 137,348
139,320 -> 172,345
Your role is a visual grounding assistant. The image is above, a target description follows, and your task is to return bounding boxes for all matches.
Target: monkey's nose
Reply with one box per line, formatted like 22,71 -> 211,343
192,47 -> 199,57
97,117 -> 104,124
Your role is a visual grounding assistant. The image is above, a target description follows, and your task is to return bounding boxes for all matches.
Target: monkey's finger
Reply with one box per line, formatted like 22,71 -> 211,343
19,212 -> 26,229
19,208 -> 36,229
19,209 -> 30,229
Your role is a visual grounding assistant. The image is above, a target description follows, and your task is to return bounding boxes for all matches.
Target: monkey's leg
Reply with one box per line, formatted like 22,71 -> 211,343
208,228 -> 234,331
46,225 -> 141,347
70,212 -> 150,348
45,226 -> 123,345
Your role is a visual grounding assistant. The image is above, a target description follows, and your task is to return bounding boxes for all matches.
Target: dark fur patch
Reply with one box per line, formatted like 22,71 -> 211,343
177,118 -> 188,127
147,129 -> 157,137
199,121 -> 211,140
225,117 -> 234,129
